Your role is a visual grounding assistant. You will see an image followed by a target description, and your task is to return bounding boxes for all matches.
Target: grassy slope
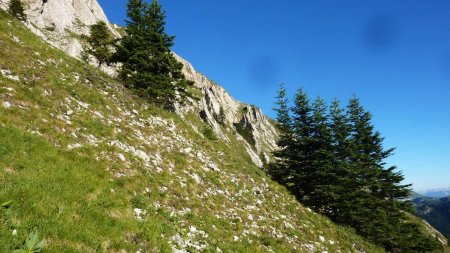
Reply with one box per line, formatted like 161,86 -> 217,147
0,10 -> 385,252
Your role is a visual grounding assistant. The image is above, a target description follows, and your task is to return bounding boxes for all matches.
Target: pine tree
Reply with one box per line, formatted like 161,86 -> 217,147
328,99 -> 354,222
113,0 -> 193,108
268,84 -> 293,185
345,96 -> 438,251
307,97 -> 335,213
87,21 -> 112,67
8,0 -> 26,21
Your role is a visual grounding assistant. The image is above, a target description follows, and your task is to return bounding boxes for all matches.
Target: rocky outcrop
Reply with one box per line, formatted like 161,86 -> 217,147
0,0 -> 278,166
175,55 -> 278,166
0,0 -> 119,57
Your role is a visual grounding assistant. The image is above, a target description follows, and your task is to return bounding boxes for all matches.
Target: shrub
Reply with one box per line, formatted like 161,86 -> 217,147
8,0 -> 26,21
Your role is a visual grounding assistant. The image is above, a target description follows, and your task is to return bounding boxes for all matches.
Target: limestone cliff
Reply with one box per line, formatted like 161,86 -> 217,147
0,0 -> 278,167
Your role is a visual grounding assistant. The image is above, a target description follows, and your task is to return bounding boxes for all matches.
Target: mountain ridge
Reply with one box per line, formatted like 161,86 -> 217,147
0,0 -> 277,167
0,0 -> 447,252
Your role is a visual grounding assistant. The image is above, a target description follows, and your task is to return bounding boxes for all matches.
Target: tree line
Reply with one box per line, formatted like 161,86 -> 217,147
268,85 -> 442,252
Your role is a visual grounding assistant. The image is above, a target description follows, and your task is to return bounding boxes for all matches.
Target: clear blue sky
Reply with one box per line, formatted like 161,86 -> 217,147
98,0 -> 450,191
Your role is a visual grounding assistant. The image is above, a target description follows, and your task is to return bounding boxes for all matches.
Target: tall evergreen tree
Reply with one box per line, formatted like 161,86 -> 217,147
345,96 -> 437,251
289,88 -> 314,197
305,97 -> 335,212
86,21 -> 112,67
268,84 -> 293,185
113,0 -> 193,108
270,90 -> 442,252
327,100 -> 352,220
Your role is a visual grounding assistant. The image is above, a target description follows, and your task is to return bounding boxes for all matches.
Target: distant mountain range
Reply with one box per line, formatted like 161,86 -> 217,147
412,193 -> 450,240
418,187 -> 450,198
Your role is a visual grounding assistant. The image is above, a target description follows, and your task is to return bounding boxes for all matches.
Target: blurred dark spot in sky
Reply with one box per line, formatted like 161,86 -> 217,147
363,14 -> 396,52
247,55 -> 280,88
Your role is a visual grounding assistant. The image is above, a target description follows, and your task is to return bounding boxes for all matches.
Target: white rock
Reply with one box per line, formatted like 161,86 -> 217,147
67,143 -> 83,150
12,229 -> 17,235
233,235 -> 239,241
190,173 -> 202,184
133,208 -> 145,220
319,236 -> 325,242
134,149 -> 150,162
208,163 -> 220,172
2,101 -> 11,108
117,153 -> 126,162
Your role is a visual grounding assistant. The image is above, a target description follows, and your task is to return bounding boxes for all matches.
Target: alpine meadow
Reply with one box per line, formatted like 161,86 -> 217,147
0,0 -> 449,252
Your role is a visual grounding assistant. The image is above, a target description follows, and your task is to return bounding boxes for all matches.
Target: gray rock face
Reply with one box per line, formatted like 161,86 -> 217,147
0,0 -> 119,57
0,0 -> 279,166
174,55 -> 278,165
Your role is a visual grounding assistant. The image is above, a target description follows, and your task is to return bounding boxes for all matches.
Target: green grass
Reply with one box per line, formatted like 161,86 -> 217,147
0,9 -> 391,252
0,126 -> 172,252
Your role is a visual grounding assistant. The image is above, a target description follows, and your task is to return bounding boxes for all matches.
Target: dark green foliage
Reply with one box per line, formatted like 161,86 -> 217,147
202,126 -> 217,141
86,21 -> 112,66
113,0 -> 193,108
215,106 -> 226,126
8,0 -> 26,21
269,87 -> 442,252
267,84 -> 293,185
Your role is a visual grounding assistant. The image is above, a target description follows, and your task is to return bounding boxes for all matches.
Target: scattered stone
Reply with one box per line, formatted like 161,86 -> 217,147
133,208 -> 145,220
208,163 -> 220,172
319,236 -> 325,242
2,101 -> 12,108
67,143 -> 83,150
0,69 -> 20,81
117,153 -> 126,162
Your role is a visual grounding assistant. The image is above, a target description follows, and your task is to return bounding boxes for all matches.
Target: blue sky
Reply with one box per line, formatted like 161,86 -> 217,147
98,0 -> 450,191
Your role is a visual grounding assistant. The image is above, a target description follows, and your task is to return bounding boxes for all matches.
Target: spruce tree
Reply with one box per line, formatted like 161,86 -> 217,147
307,97 -> 335,214
113,0 -> 193,108
289,88 -> 314,197
328,99 -> 354,222
268,84 -> 293,185
8,0 -> 26,21
87,21 -> 112,67
269,91 -> 442,251
346,96 -> 438,251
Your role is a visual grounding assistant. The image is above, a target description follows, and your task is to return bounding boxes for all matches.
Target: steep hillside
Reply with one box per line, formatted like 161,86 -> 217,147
0,9 -> 385,253
0,0 -> 278,168
414,196 -> 450,241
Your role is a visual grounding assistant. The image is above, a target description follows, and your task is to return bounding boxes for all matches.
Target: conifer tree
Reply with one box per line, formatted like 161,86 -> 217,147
269,90 -> 442,252
345,96 -> 438,251
87,21 -> 112,67
328,99 -> 355,222
307,97 -> 335,213
113,0 -> 193,108
268,84 -> 293,185
289,88 -> 314,197
8,0 -> 26,21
